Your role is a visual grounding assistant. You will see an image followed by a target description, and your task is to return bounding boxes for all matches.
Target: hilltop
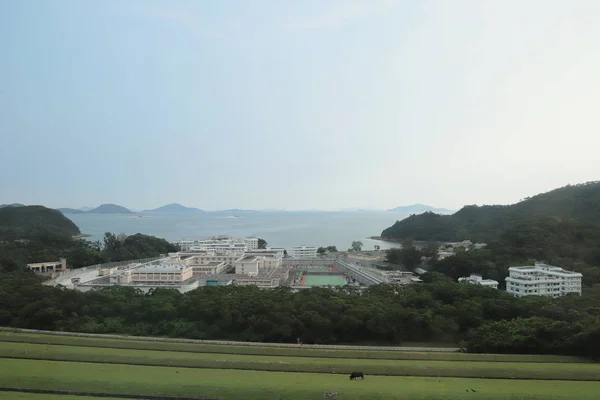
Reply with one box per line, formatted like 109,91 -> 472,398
381,181 -> 600,242
142,203 -> 205,214
0,203 -> 24,208
87,204 -> 132,214
387,204 -> 454,214
0,205 -> 80,241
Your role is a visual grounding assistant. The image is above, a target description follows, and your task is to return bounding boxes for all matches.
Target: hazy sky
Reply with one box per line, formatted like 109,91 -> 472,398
1,0 -> 599,211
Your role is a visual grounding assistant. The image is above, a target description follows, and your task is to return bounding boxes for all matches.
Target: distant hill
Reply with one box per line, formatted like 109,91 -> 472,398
387,204 -> 454,214
57,208 -> 85,214
0,205 -> 80,241
142,203 -> 205,214
87,204 -> 132,214
0,203 -> 24,208
381,181 -> 600,242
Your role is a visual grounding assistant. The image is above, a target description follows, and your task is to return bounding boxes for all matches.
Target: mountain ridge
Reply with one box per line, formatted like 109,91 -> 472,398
381,181 -> 600,242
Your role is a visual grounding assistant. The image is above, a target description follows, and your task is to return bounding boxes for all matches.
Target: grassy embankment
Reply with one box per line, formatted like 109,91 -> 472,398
0,332 -> 599,400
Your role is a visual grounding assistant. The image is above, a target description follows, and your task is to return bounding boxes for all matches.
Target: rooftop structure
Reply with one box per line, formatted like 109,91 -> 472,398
505,262 -> 582,298
458,274 -> 499,289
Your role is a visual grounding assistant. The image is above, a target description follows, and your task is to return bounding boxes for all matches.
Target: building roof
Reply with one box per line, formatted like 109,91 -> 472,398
136,265 -> 190,273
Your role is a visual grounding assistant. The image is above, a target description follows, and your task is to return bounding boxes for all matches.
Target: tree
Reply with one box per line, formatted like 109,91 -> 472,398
283,249 -> 288,256
374,245 -> 380,251
317,247 -> 327,255
385,247 -> 422,270
257,238 -> 267,249
326,246 -> 338,253
351,241 -> 363,252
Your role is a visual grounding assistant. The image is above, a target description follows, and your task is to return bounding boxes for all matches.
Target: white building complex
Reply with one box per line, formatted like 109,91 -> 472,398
290,245 -> 317,259
177,236 -> 259,252
458,274 -> 499,289
505,262 -> 582,298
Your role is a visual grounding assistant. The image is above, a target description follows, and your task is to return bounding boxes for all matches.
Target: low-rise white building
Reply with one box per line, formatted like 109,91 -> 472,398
28,258 -> 67,274
244,237 -> 259,250
458,274 -> 499,289
290,245 -> 317,259
234,256 -> 260,276
177,236 -> 260,253
505,262 -> 582,298
111,265 -> 194,285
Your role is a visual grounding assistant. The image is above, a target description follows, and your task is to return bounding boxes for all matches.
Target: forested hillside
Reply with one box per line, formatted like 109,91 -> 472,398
0,205 -> 178,272
0,205 -> 80,241
381,181 -> 600,242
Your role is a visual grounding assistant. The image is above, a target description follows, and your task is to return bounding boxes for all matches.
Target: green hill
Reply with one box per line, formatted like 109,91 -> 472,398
381,181 -> 600,242
0,205 -> 80,241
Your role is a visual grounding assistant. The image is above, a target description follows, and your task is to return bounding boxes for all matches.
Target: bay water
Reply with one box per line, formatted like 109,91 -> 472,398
66,211 -> 407,251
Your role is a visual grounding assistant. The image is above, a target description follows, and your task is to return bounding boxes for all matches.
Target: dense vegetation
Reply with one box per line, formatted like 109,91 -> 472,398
381,181 -> 600,242
2,270 -> 600,358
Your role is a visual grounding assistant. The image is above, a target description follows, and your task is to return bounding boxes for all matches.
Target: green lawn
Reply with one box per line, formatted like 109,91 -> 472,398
0,332 -> 588,363
1,359 -> 599,400
2,342 -> 599,380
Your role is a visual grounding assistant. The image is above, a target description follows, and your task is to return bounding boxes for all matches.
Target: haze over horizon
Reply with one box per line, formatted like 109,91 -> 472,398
2,0 -> 599,211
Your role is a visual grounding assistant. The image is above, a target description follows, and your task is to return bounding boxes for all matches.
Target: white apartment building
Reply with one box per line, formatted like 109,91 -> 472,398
177,251 -> 243,267
190,261 -> 228,276
234,256 -> 260,276
458,274 -> 499,289
505,262 -> 582,298
110,265 -> 194,285
177,236 -> 256,253
290,245 -> 317,259
244,237 -> 259,250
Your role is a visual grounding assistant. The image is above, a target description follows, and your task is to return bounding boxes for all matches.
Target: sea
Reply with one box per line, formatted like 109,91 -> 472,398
66,211 -> 408,251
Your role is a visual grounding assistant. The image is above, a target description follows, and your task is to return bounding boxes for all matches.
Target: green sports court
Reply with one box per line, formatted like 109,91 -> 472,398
302,274 -> 347,286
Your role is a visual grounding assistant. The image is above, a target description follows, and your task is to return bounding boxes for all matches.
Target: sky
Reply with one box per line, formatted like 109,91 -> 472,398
1,0 -> 600,211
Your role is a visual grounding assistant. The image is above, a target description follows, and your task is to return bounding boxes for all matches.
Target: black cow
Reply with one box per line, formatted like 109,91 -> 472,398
349,372 -> 364,380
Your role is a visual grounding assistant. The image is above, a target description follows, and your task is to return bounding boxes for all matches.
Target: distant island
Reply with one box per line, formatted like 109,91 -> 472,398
58,204 -> 133,214
57,208 -> 85,214
387,204 -> 454,214
141,203 -> 205,214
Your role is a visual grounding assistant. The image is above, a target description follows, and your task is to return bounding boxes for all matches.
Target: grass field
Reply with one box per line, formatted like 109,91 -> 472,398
1,332 -> 598,399
2,359 -> 600,400
0,332 -> 587,363
303,274 -> 347,286
2,341 -> 600,380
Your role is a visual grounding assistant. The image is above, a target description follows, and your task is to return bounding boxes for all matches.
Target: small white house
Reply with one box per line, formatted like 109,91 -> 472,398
458,274 -> 499,289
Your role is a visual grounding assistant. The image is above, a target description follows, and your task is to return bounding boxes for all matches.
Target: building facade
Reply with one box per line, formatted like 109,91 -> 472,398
458,274 -> 499,289
505,262 -> 582,297
28,258 -> 67,274
290,245 -> 317,259
234,256 -> 260,276
110,265 -> 194,285
244,237 -> 259,250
